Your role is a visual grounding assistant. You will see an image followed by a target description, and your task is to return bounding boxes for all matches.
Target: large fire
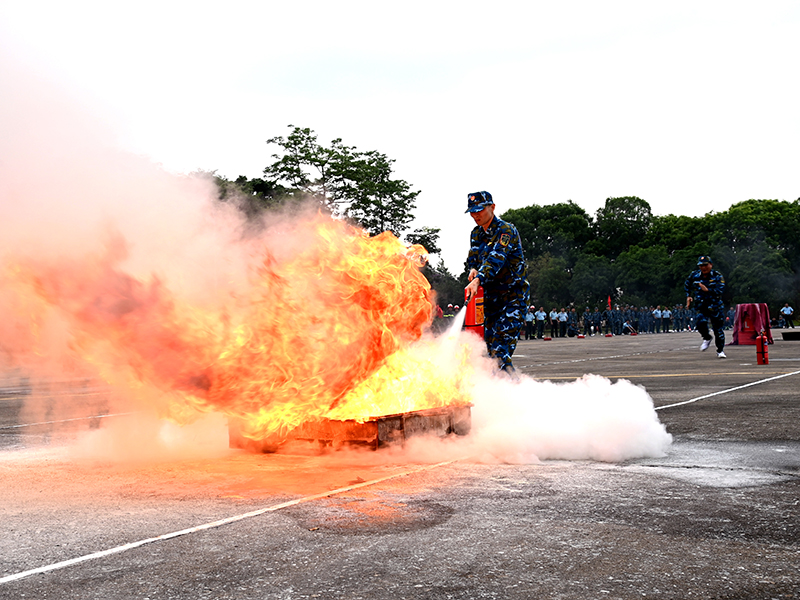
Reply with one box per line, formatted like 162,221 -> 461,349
5,212 -> 474,442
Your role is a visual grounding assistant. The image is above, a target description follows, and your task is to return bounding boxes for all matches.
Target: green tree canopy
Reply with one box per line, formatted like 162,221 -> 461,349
406,226 -> 442,255
421,259 -> 466,309
592,196 -> 653,259
340,149 -> 419,237
569,254 -> 615,307
501,196 -> 799,313
263,125 -> 420,238
527,254 -> 572,309
643,213 -> 709,254
263,126 -> 345,208
614,245 -> 672,306
502,201 -> 592,260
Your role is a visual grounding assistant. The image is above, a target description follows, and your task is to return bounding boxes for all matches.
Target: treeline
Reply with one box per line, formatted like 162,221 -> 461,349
399,196 -> 800,314
206,125 -> 798,314
499,196 -> 800,311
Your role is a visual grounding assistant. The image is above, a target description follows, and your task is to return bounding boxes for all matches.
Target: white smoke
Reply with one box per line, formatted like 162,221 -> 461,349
468,370 -> 672,463
70,412 -> 230,463
0,52 -> 252,307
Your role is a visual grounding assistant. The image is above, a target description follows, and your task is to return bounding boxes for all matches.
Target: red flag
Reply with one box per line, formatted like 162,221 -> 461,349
607,295 -> 612,310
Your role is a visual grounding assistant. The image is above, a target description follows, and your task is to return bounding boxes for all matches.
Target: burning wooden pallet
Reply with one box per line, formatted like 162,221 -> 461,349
229,404 -> 472,453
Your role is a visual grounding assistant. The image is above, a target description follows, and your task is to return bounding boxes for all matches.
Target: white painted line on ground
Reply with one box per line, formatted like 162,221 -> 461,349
0,412 -> 139,430
655,370 -> 800,411
0,458 -> 462,585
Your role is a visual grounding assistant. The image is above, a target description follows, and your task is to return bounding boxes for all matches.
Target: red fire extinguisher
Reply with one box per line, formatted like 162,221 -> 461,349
465,286 -> 484,339
756,330 -> 769,365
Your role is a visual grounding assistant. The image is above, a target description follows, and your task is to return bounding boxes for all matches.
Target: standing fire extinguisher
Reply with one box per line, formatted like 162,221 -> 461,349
465,286 -> 484,339
756,330 -> 769,365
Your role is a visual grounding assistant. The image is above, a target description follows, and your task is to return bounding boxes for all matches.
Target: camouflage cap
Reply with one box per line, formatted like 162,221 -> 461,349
697,255 -> 712,265
465,191 -> 494,213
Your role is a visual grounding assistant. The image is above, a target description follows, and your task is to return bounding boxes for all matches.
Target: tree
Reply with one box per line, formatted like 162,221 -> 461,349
527,254 -> 572,308
406,226 -> 441,256
191,170 -> 280,219
614,245 -> 673,306
569,255 -> 616,307
708,199 -> 800,263
592,196 -> 653,259
710,240 -> 792,307
421,259 -> 464,309
263,125 -> 420,237
502,201 -> 593,261
644,213 -> 709,255
341,150 -> 419,237
263,126 -> 347,209
664,244 -> 712,301
232,175 -> 285,203
704,200 -> 800,304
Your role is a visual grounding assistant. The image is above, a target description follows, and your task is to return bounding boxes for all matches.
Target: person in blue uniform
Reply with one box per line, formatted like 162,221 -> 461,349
685,255 -> 727,358
464,191 -> 530,374
582,308 -> 592,336
591,307 -> 603,335
602,307 -> 613,335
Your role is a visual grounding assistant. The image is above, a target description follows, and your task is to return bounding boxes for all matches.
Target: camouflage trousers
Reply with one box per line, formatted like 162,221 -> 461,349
696,309 -> 726,353
484,300 -> 526,372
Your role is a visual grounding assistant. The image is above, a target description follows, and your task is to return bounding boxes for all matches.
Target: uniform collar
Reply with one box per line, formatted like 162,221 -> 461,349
480,215 -> 501,235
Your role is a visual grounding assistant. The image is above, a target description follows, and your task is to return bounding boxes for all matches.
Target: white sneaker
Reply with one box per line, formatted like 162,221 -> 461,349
700,339 -> 711,351
717,351 -> 727,358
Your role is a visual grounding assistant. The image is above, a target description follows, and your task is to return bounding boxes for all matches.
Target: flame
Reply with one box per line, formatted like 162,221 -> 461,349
5,213 -> 474,442
328,337 -> 474,421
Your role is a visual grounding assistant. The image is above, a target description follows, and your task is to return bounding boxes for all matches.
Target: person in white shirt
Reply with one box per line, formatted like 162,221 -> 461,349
557,308 -> 568,338
780,303 -> 794,328
535,307 -> 548,339
524,306 -> 536,339
661,307 -> 672,333
652,306 -> 662,333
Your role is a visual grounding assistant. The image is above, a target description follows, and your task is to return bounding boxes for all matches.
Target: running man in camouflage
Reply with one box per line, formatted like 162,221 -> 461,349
685,255 -> 727,358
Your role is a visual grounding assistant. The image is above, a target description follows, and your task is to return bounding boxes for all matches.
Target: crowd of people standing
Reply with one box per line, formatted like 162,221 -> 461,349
520,304 -> 739,340
438,301 -> 795,339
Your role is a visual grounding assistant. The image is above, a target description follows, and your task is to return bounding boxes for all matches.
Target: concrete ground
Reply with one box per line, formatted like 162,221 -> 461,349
1,330 -> 798,599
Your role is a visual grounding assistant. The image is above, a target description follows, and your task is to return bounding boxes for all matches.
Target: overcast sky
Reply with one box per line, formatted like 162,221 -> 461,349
1,1 -> 798,272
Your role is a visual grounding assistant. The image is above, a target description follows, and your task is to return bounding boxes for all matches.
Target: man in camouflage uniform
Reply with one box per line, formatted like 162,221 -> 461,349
602,306 -> 613,335
685,255 -> 727,358
568,307 -> 579,336
582,307 -> 592,336
591,307 -> 602,335
612,305 -> 623,335
673,305 -> 684,331
464,191 -> 530,374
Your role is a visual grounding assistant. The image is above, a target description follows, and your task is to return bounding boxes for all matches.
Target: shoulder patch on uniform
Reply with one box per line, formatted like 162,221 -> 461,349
499,233 -> 511,247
